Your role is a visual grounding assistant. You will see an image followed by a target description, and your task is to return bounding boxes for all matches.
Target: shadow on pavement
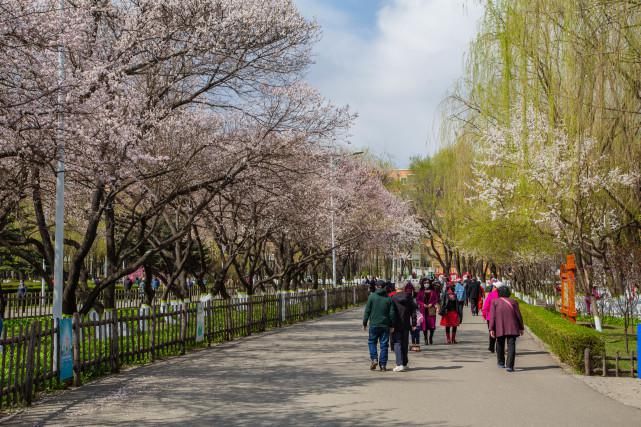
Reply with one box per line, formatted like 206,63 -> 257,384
516,365 -> 560,372
8,309 -> 570,427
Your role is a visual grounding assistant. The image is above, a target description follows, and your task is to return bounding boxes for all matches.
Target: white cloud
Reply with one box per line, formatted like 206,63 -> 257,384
296,0 -> 484,166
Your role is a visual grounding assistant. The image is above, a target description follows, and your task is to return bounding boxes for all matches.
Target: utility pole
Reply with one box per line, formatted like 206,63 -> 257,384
53,0 -> 66,370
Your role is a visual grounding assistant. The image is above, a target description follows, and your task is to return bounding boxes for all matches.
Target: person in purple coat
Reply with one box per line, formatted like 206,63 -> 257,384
489,286 -> 524,372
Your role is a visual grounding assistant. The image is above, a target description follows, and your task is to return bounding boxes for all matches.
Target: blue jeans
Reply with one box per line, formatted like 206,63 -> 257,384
368,326 -> 390,366
391,329 -> 410,367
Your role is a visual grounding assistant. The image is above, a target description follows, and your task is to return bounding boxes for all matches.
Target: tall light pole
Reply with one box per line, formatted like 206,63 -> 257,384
53,0 -> 66,370
330,151 -> 363,286
54,0 -> 65,319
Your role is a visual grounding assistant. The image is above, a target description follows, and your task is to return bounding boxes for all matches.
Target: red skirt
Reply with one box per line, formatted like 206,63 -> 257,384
440,310 -> 460,327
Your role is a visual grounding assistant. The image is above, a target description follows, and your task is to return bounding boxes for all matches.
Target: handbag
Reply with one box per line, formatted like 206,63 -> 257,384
427,305 -> 437,316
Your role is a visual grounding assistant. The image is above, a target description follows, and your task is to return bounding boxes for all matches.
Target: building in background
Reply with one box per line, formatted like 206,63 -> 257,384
389,169 -> 414,185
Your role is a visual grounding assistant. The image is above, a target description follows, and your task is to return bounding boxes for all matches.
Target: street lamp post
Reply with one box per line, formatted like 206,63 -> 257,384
53,0 -> 66,370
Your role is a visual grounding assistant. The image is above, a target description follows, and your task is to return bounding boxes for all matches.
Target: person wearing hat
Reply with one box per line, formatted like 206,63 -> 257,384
363,280 -> 397,371
390,282 -> 418,371
482,281 -> 503,352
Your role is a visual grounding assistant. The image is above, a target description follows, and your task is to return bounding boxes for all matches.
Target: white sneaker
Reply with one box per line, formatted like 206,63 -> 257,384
402,365 -> 409,371
392,365 -> 404,372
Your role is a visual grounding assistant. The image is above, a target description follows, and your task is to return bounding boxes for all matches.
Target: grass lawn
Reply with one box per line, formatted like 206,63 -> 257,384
577,315 -> 639,374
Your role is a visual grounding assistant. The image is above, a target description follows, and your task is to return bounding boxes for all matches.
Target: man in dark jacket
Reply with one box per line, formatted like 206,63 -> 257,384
467,277 -> 482,316
363,280 -> 396,371
390,282 -> 417,372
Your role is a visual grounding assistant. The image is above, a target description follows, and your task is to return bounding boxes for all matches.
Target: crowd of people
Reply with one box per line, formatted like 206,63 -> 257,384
362,274 -> 524,373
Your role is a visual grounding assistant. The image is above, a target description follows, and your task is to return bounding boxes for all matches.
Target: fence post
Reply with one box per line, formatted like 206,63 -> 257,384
72,313 -> 81,387
584,348 -> 591,376
637,324 -> 641,379
180,303 -> 187,355
150,307 -> 156,362
353,286 -> 356,305
281,292 -> 287,324
206,301 -> 212,347
246,297 -> 253,337
225,300 -> 233,340
111,310 -> 120,374
24,321 -> 38,405
261,296 -> 267,332
324,289 -> 328,313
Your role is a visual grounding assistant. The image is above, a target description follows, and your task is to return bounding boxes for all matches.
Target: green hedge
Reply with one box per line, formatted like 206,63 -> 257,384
518,301 -> 604,372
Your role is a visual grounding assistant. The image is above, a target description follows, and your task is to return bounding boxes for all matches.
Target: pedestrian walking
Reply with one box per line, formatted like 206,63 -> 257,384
477,281 -> 485,314
482,280 -> 501,353
439,282 -> 460,344
489,286 -> 524,372
416,280 -> 427,344
391,282 -> 417,371
424,281 -> 439,344
467,276 -> 482,316
410,305 -> 423,351
386,281 -> 397,298
455,278 -> 466,323
366,277 -> 376,294
363,280 -> 396,371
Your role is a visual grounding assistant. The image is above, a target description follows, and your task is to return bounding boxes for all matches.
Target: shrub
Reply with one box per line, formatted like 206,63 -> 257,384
518,301 -> 605,372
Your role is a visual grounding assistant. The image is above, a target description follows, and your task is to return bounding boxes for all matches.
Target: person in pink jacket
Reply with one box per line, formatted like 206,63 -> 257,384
489,286 -> 524,371
482,281 -> 500,353
416,280 -> 427,344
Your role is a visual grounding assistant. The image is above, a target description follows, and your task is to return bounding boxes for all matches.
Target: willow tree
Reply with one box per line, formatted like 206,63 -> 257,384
439,0 -> 641,302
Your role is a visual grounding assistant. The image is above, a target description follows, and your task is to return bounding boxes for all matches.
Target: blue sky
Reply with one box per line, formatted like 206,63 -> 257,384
295,0 -> 484,167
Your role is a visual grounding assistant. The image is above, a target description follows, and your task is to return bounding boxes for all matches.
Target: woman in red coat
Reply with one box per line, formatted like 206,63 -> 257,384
489,286 -> 524,372
439,283 -> 460,344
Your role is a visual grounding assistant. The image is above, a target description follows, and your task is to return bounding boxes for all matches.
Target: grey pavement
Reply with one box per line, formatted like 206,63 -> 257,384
6,308 -> 641,426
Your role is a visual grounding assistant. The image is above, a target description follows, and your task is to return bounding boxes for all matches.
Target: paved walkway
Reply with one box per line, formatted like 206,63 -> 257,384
6,308 -> 641,426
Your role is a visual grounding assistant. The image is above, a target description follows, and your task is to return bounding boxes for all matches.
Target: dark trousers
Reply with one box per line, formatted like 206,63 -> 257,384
422,328 -> 435,344
470,298 -> 479,315
487,321 -> 496,352
391,329 -> 409,366
496,335 -> 517,369
410,328 -> 420,344
456,301 -> 464,323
